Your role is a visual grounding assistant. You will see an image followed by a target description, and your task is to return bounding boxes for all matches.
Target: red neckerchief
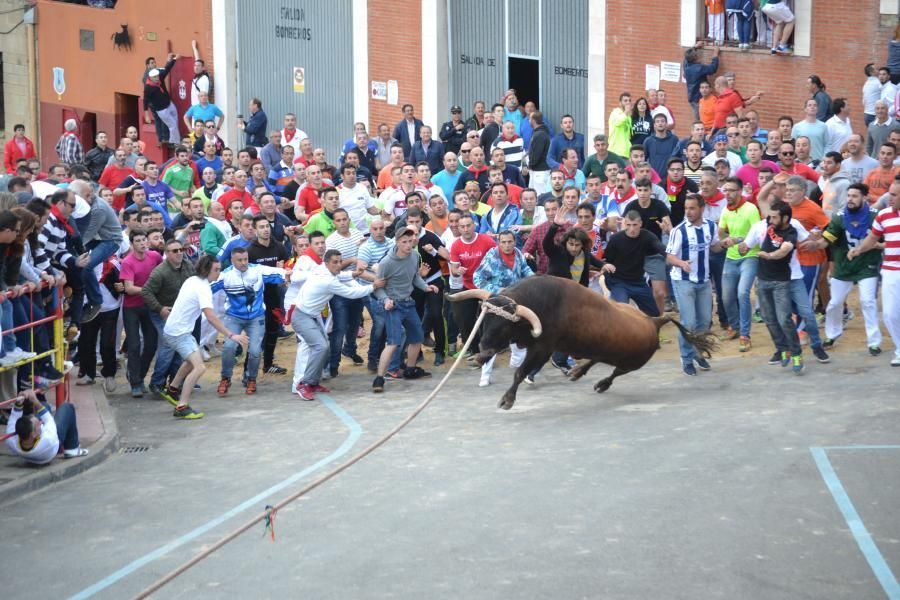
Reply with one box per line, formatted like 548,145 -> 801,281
50,204 -> 75,236
284,128 -> 296,144
726,198 -> 747,213
559,165 -> 577,181
666,177 -> 686,197
500,251 -> 516,269
500,133 -> 520,142
614,187 -> 636,203
468,164 -> 488,176
704,191 -> 725,206
303,247 -> 322,265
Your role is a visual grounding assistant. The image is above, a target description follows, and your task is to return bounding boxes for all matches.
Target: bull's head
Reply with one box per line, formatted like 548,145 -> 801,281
447,290 -> 543,350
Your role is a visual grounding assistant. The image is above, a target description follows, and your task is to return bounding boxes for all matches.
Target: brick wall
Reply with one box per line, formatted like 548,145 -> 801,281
367,0 -> 422,133
605,0 -> 893,136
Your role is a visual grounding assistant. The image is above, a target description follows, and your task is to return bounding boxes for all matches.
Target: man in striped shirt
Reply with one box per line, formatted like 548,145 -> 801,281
667,194 -> 722,375
849,179 -> 900,366
356,219 -> 396,372
325,208 -> 366,376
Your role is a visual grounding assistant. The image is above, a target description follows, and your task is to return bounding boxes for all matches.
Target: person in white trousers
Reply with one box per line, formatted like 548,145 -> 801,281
847,180 -> 900,366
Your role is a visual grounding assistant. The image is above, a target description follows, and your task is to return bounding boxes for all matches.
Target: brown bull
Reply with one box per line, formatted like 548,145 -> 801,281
449,276 -> 718,410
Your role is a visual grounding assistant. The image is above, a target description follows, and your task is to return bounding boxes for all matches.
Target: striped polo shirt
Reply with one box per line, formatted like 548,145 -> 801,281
325,229 -> 365,262
666,218 -> 719,283
872,207 -> 900,271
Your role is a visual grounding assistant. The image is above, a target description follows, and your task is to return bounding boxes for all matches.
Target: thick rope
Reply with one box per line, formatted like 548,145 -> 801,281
132,307 -> 490,599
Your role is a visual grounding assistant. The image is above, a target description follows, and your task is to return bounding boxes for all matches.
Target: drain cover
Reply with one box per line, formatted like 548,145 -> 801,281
120,445 -> 152,454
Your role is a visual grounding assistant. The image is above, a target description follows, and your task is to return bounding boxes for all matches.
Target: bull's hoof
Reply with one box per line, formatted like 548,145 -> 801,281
497,393 -> 516,410
594,380 -> 612,394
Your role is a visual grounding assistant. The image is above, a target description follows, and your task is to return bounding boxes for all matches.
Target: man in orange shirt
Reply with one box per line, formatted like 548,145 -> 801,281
785,175 -> 830,330
376,143 -> 405,191
863,142 -> 898,201
698,80 -> 718,134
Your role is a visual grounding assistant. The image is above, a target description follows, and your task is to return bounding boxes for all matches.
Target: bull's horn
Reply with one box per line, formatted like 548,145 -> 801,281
447,289 -> 492,302
515,305 -> 543,338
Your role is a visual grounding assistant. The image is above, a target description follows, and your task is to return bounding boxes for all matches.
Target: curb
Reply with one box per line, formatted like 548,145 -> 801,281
0,383 -> 119,507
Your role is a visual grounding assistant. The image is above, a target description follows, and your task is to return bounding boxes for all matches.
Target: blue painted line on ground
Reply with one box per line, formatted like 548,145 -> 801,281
822,445 -> 900,451
810,447 -> 900,600
69,395 -> 362,600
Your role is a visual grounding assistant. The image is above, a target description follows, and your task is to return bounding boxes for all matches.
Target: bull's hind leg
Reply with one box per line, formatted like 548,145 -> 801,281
499,349 -> 550,410
594,367 -> 630,394
568,359 -> 598,381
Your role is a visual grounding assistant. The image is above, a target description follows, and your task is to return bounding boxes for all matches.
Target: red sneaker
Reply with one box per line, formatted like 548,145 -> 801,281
295,383 -> 315,401
311,384 -> 330,393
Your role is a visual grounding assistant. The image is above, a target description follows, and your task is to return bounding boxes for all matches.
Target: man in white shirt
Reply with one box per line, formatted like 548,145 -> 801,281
843,134 -> 879,183
702,133 -> 743,175
862,63 -> 883,127
293,250 -> 384,400
160,255 -> 249,419
337,163 -> 378,231
825,98 -> 853,154
5,391 -> 88,464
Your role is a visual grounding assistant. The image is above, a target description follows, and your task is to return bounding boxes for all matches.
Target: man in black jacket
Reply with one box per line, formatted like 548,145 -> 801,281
439,105 -> 468,155
527,111 -> 551,195
83,132 -> 113,182
143,53 -> 180,145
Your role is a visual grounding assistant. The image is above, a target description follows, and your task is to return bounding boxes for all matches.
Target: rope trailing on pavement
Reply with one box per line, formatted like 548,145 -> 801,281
132,307 -> 490,599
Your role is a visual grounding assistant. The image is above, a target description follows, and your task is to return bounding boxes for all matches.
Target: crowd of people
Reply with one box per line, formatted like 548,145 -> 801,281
1,35 -> 900,440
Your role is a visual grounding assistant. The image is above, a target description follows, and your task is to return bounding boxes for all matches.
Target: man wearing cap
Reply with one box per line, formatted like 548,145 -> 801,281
143,53 -> 181,145
702,133 -> 743,175
440,106 -> 469,155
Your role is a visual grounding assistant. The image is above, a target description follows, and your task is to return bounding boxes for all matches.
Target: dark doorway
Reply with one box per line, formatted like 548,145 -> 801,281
115,93 -> 139,139
508,57 -> 540,111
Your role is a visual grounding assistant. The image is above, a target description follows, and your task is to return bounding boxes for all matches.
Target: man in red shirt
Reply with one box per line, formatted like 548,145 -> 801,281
3,124 -> 37,173
522,196 -> 563,274
98,148 -> 136,192
295,164 -> 325,223
449,213 -> 496,355
777,141 -> 821,186
216,169 -> 258,214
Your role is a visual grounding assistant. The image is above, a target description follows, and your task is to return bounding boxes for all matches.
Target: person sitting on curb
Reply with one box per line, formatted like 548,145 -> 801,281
5,390 -> 88,464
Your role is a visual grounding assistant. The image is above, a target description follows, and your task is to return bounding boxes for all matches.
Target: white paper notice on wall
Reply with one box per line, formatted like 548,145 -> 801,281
660,61 -> 682,83
387,80 -> 399,105
645,65 -> 660,91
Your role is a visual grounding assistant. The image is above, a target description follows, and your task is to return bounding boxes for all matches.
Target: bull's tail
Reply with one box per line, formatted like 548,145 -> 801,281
653,317 -> 720,358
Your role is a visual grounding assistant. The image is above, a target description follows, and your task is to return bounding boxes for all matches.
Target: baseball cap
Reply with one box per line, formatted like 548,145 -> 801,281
148,68 -> 160,77
394,225 -> 416,238
450,105 -> 462,113
713,133 -> 728,143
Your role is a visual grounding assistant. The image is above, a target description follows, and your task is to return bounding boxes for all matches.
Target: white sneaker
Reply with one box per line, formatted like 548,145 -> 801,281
103,376 -> 117,394
76,375 -> 95,386
479,373 -> 491,387
891,356 -> 900,367
0,354 -> 18,367
7,347 -> 37,361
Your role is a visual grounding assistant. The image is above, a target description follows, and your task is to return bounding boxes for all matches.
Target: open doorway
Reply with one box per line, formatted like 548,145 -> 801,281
508,57 -> 540,111
114,93 -> 139,139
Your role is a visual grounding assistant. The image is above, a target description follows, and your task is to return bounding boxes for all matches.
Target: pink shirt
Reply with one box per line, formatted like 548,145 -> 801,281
119,250 -> 163,308
736,160 -> 780,191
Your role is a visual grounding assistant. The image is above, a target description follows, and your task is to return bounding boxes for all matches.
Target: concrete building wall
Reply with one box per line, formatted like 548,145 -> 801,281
0,1 -> 36,172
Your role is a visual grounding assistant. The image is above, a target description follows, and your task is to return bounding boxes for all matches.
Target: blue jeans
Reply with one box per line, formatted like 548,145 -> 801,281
384,299 -> 424,346
82,240 -> 121,306
54,402 -> 80,451
757,279 -> 800,355
722,257 -> 758,337
735,12 -> 752,44
0,299 -> 16,354
221,314 -> 265,381
328,295 -> 364,371
13,295 -> 50,356
672,280 -> 713,364
709,250 -> 728,327
367,298 -> 403,371
149,311 -> 183,387
796,263 -> 821,332
789,278 -> 822,347
606,276 -> 660,316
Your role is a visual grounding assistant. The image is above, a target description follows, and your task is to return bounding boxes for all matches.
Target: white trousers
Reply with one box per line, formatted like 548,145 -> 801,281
707,12 -> 724,43
825,277 -> 881,347
481,343 -> 527,378
200,290 -> 227,348
529,170 -> 551,196
155,103 -> 181,144
881,269 -> 900,359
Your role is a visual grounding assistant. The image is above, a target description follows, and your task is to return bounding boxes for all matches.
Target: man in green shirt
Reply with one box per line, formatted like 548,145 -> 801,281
803,183 -> 883,354
162,146 -> 197,208
582,134 -> 626,182
303,187 -> 339,237
718,176 -> 762,350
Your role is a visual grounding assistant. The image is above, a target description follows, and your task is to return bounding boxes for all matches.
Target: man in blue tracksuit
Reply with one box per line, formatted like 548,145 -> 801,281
211,247 -> 284,395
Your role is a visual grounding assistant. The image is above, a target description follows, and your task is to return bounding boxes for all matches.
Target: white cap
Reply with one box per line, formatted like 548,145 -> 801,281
148,68 -> 160,77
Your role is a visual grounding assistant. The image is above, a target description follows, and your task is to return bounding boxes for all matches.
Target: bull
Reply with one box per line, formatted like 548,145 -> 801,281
448,276 -> 718,410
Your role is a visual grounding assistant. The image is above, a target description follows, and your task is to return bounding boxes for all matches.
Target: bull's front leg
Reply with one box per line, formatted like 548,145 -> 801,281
500,348 -> 551,410
568,359 -> 598,381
